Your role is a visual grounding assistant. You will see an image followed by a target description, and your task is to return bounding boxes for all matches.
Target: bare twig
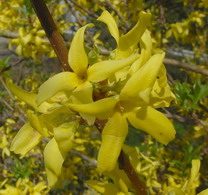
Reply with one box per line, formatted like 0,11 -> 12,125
67,0 -> 99,18
70,149 -> 97,167
30,0 -> 71,71
0,98 -> 14,111
105,0 -> 129,28
0,30 -> 18,38
164,58 -> 208,76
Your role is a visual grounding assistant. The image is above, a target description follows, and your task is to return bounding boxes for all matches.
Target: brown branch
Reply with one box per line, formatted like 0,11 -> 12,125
164,58 -> 208,76
30,0 -> 71,71
119,150 -> 147,195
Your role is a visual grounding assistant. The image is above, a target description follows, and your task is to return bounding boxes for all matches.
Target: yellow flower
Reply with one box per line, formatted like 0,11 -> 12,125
6,79 -> 77,187
66,51 -> 175,172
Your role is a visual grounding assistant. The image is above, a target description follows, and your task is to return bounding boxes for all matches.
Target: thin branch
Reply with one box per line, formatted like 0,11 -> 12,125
164,58 -> 208,76
105,0 -> 129,28
119,150 -> 147,195
67,0 -> 99,18
70,149 -> 97,167
0,30 -> 18,38
30,0 -> 71,71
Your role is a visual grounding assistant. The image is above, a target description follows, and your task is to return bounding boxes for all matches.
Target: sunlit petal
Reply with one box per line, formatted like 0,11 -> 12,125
140,29 -> 152,66
182,159 -> 200,192
87,54 -> 137,82
117,11 -> 151,58
44,138 -> 64,187
97,111 -> 128,172
10,123 -> 41,157
121,53 -> 165,103
70,82 -> 95,125
97,10 -> 119,45
27,110 -> 50,137
198,189 -> 208,195
150,64 -> 176,108
127,106 -> 175,145
53,122 -> 77,155
68,24 -> 93,77
6,79 -> 37,109
86,180 -> 120,194
67,96 -> 119,119
36,72 -> 81,105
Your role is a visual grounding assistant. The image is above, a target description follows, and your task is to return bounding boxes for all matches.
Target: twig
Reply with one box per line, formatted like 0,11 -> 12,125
70,149 -> 97,167
105,0 -> 129,28
0,77 -> 26,123
119,150 -> 147,195
67,0 -> 99,18
164,58 -> 208,76
0,30 -> 18,38
30,0 -> 71,71
0,98 -> 14,111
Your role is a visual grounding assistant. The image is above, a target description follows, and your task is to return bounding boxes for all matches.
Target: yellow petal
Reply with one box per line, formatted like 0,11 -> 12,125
44,138 -> 64,187
53,122 -> 77,155
27,110 -> 50,137
68,24 -> 93,77
121,53 -> 165,103
198,189 -> 208,195
127,106 -> 175,145
97,111 -> 128,172
86,180 -> 120,194
87,54 -> 137,82
10,123 -> 41,157
41,105 -> 74,128
150,65 -> 175,108
166,187 -> 185,195
6,79 -> 37,109
182,159 -> 200,191
70,82 -> 95,125
117,11 -> 151,58
140,29 -> 152,66
36,72 -> 81,105
67,96 -> 119,119
97,10 -> 119,45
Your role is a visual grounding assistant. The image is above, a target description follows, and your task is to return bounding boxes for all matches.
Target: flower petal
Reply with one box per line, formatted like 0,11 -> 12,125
6,79 -> 37,109
67,96 -> 119,119
121,53 -> 165,103
97,111 -> 128,172
87,54 -> 137,82
127,106 -> 175,145
44,138 -> 64,187
86,180 -> 120,194
150,64 -> 176,108
27,110 -> 50,137
198,189 -> 208,195
117,11 -> 151,58
97,10 -> 119,45
10,123 -> 41,157
70,82 -> 95,125
182,159 -> 200,192
68,24 -> 93,77
53,122 -> 77,155
36,72 -> 81,105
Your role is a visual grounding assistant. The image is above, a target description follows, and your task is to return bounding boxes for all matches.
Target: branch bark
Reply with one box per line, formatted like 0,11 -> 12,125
164,58 -> 208,76
30,0 -> 71,71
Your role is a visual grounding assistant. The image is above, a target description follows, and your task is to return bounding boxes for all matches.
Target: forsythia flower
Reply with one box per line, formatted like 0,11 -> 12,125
7,10 -> 176,189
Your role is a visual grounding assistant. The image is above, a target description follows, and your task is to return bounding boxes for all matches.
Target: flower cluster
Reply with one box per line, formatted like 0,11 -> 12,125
7,10 -> 176,188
